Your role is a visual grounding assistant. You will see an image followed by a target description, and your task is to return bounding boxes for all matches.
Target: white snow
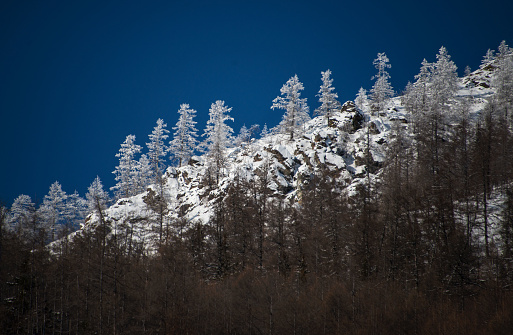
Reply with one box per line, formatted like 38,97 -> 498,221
62,61 -> 501,254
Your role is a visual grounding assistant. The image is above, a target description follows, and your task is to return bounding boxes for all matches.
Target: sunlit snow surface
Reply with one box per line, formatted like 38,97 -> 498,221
53,64 -> 500,254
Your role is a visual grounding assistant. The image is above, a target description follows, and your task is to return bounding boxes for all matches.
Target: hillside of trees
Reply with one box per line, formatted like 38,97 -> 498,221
1,41 -> 513,334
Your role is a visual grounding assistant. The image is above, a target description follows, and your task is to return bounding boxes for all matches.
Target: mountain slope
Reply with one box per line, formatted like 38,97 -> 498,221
69,61 -> 500,254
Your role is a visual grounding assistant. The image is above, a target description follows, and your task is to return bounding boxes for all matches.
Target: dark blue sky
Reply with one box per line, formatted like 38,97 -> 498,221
1,0 -> 512,206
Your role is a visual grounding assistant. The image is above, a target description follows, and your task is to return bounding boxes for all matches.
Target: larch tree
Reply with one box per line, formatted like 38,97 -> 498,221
86,176 -> 109,216
147,118 -> 169,186
202,100 -> 234,184
482,48 -> 495,66
413,58 -> 434,111
10,194 -> 35,239
235,124 -> 250,147
169,103 -> 199,167
370,52 -> 394,114
271,74 -> 310,140
111,134 -> 142,200
137,153 -> 152,192
315,69 -> 341,126
39,181 -> 67,241
355,87 -> 369,112
260,123 -> 270,138
64,191 -> 86,233
431,46 -> 458,112
494,40 -> 513,122
402,59 -> 432,119
147,119 -> 171,246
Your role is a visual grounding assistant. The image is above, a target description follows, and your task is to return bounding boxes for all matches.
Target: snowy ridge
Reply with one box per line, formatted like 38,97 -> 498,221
65,62 -> 500,254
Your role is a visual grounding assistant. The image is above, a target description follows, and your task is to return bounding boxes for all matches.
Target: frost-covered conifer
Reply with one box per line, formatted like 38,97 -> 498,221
355,87 -> 368,112
411,58 -> 434,113
370,52 -> 394,114
271,75 -> 310,140
111,134 -> 142,200
64,191 -> 87,232
248,124 -> 260,138
40,181 -> 67,241
10,194 -> 35,237
169,104 -> 199,167
86,176 -> 109,215
137,154 -> 152,191
147,118 -> 169,184
315,69 -> 341,126
202,100 -> 234,182
482,48 -> 495,66
260,124 -> 270,138
497,40 -> 512,61
431,46 -> 458,109
494,41 -> 513,120
401,81 -> 416,113
235,124 -> 250,147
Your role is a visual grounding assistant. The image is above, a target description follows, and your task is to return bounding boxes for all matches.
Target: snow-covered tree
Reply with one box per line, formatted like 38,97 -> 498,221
401,81 -> 416,114
64,191 -> 87,232
235,124 -> 250,147
415,59 -> 433,93
202,100 -> 234,182
271,75 -> 310,140
86,176 -> 109,216
248,124 -> 260,138
39,181 -> 67,241
260,123 -> 270,138
111,134 -> 142,200
137,153 -> 152,192
482,48 -> 495,66
370,52 -> 394,114
315,69 -> 341,126
147,118 -> 169,184
10,194 -> 35,238
431,46 -> 458,110
494,40 -> 513,119
355,87 -> 369,112
169,103 -> 199,167
497,40 -> 512,61
407,58 -> 434,115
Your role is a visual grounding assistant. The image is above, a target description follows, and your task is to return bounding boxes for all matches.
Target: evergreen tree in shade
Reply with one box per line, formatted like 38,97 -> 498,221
370,52 -> 394,114
111,134 -> 142,200
86,176 -> 109,216
10,194 -> 35,238
40,181 -> 67,241
64,191 -> 86,232
202,100 -> 234,183
147,118 -> 169,184
271,74 -> 310,140
355,87 -> 369,112
315,69 -> 341,126
401,81 -> 415,113
494,40 -> 513,121
169,103 -> 199,167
